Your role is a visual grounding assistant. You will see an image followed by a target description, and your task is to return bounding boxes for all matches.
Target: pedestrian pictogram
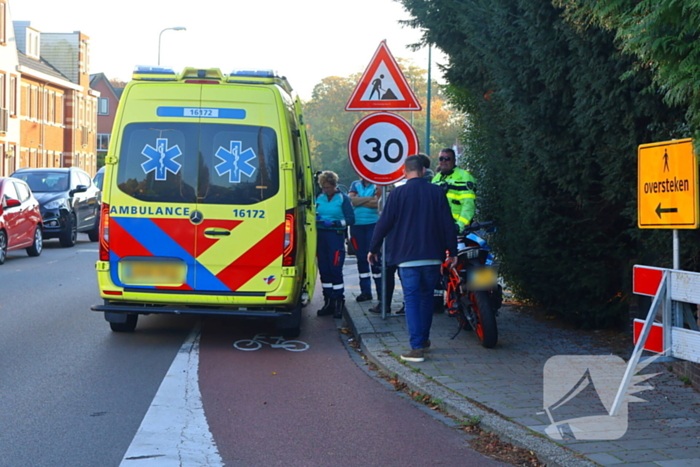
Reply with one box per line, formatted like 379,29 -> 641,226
638,138 -> 698,228
345,41 -> 422,111
347,112 -> 419,185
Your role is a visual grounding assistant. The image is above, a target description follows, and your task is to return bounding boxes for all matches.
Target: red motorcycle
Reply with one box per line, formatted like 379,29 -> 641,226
442,221 -> 502,348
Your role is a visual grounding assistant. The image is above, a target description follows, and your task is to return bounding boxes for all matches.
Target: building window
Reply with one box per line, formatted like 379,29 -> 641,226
42,89 -> 48,122
98,97 -> 109,115
0,73 -> 5,109
33,87 -> 39,119
57,94 -> 63,123
0,3 -> 6,46
97,133 -> 110,151
9,76 -> 16,116
48,92 -> 54,123
27,86 -> 33,119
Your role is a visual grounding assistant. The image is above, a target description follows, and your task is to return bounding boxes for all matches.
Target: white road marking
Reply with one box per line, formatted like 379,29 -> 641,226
120,327 -> 223,467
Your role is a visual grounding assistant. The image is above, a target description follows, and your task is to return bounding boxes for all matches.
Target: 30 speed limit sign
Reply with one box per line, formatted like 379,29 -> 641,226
348,112 -> 419,185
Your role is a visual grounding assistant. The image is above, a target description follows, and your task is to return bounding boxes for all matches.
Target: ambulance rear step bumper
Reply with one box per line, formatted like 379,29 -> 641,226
91,303 -> 292,317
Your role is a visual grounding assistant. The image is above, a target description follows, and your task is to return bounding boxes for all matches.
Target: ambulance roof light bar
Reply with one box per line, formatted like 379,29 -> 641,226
226,69 -> 293,94
132,65 -> 178,81
181,67 -> 224,84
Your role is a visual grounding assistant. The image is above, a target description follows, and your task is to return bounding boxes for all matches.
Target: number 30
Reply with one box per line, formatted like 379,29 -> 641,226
363,138 -> 404,163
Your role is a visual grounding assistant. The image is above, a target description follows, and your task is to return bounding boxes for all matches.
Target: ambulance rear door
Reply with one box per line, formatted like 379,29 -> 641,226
107,84 -> 202,292
192,85 -> 286,296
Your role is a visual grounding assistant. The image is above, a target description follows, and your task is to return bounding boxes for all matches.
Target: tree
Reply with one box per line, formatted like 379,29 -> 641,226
554,0 -> 700,141
304,76 -> 362,187
398,0 -> 690,327
109,78 -> 128,89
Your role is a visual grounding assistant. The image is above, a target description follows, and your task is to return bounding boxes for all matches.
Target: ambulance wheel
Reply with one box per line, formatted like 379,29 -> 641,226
109,314 -> 138,332
277,300 -> 302,338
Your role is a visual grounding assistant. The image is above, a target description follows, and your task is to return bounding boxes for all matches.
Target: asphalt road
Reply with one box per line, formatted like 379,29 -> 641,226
199,306 -> 507,466
0,235 -> 196,467
0,237 -> 506,466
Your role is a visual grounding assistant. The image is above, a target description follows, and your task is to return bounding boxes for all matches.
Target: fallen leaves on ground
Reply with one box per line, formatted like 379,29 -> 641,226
464,425 -> 545,467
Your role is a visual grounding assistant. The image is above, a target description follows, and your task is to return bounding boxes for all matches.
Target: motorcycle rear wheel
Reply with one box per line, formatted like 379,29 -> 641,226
471,291 -> 498,348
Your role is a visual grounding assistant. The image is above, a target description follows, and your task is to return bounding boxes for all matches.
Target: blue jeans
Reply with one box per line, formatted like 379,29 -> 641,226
399,264 -> 441,349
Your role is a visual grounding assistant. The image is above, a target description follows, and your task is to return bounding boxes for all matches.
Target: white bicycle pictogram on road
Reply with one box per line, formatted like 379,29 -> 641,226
233,333 -> 310,352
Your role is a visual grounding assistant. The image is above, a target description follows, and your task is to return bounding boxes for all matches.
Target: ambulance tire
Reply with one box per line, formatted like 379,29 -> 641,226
109,314 -> 138,332
277,300 -> 302,338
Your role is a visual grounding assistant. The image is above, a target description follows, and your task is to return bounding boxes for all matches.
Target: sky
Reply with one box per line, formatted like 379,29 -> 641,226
10,0 -> 445,101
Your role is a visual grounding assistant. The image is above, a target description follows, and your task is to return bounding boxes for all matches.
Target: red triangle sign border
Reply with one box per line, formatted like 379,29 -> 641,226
345,41 -> 422,111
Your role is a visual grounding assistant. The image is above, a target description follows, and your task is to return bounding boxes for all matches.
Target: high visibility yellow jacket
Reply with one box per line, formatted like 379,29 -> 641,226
432,167 -> 476,229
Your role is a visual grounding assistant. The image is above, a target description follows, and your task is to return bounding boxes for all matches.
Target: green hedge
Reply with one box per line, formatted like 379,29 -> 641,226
400,0 -> 694,327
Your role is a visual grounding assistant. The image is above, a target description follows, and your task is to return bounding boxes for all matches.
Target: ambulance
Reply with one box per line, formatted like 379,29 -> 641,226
91,66 -> 316,337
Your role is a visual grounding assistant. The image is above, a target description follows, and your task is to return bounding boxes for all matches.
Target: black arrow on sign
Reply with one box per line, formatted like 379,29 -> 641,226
656,203 -> 678,218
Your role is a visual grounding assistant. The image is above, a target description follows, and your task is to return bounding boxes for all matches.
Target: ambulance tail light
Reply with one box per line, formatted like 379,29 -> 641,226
283,210 -> 296,266
99,202 -> 110,261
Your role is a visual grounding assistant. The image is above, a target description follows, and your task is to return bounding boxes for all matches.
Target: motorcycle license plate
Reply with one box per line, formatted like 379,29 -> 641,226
120,259 -> 186,286
467,267 -> 497,290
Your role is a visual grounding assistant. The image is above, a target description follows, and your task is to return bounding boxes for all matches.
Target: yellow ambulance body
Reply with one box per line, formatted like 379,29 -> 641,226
92,67 -> 316,337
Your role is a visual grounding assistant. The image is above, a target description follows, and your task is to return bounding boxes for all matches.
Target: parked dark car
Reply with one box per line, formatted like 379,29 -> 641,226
93,166 -> 105,190
0,177 -> 43,264
11,167 -> 100,247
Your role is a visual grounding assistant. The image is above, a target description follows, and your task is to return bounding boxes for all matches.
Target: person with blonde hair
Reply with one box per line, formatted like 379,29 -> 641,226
316,171 -> 355,318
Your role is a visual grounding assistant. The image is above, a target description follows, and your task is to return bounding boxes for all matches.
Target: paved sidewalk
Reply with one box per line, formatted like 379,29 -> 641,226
340,259 -> 700,467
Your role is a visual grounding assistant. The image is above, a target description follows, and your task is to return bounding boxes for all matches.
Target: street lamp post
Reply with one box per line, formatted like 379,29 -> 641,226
158,27 -> 186,66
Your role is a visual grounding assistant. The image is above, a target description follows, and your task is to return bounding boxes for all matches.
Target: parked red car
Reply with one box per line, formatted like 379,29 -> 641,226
0,177 -> 43,264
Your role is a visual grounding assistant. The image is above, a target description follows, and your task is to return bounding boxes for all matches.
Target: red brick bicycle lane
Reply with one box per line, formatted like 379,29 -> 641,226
197,301 -> 508,467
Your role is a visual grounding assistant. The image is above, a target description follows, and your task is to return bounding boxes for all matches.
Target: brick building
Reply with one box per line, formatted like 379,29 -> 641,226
89,72 -> 123,167
13,20 -> 98,176
0,0 -> 20,177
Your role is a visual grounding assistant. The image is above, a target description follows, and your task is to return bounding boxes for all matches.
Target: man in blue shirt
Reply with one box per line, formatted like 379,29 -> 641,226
368,155 -> 457,362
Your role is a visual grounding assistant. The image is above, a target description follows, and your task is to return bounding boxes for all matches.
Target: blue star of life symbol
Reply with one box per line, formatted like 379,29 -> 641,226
215,141 -> 257,183
141,138 -> 183,181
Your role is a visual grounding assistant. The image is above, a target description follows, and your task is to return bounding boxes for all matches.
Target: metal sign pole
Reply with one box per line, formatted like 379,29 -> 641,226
381,185 -> 387,320
673,229 -> 680,269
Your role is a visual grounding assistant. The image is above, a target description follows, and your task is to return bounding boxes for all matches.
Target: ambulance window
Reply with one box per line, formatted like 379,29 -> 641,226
116,123 -> 197,203
198,124 -> 279,205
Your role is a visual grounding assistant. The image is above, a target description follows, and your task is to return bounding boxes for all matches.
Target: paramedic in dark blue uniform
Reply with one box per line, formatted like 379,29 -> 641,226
316,171 -> 355,318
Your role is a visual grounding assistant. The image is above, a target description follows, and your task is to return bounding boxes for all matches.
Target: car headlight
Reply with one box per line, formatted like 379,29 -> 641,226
44,199 -> 67,210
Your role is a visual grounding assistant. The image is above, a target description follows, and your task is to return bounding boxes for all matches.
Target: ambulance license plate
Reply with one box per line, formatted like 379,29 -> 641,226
120,260 -> 186,286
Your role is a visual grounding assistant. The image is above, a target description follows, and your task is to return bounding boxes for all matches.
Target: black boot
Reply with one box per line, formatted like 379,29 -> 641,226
317,296 -> 333,316
333,297 -> 345,319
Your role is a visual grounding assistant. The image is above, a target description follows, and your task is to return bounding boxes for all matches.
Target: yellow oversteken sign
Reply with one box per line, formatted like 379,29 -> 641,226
638,138 -> 698,229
